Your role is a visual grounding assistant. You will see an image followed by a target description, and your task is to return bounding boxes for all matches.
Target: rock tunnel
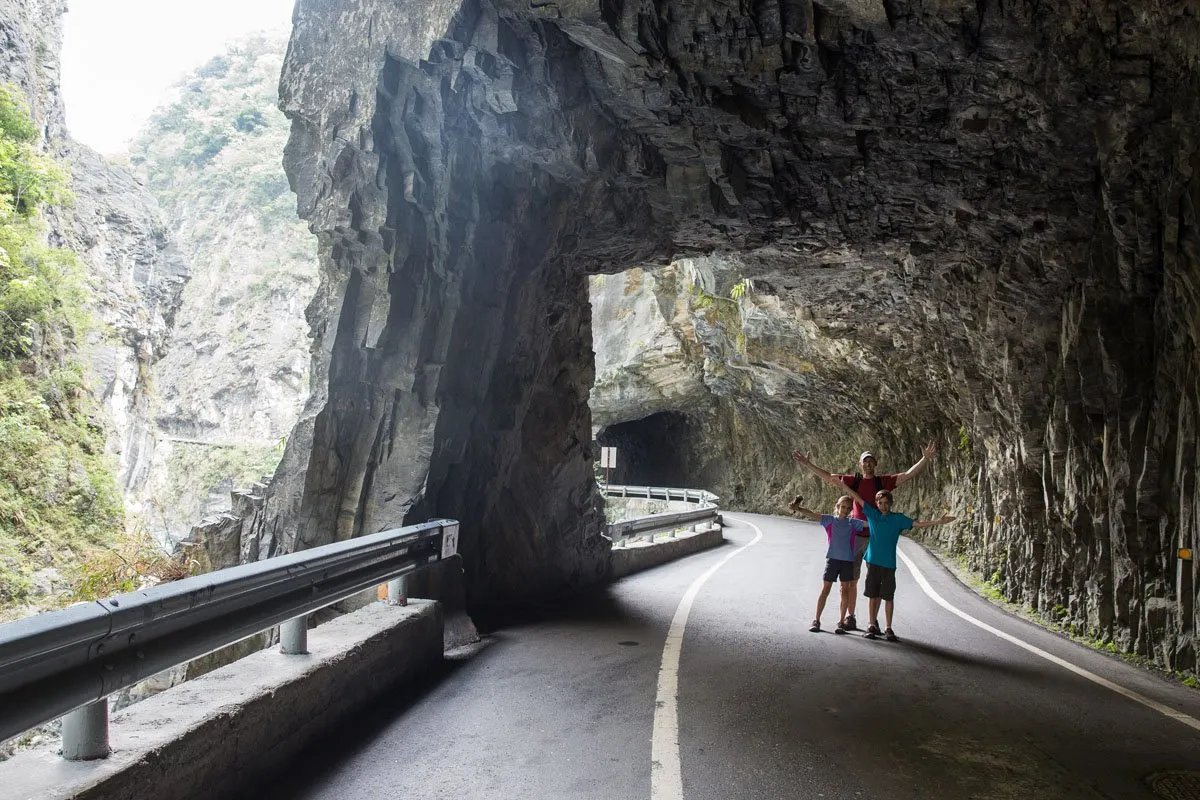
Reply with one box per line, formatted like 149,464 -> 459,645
260,0 -> 1200,671
597,411 -> 703,487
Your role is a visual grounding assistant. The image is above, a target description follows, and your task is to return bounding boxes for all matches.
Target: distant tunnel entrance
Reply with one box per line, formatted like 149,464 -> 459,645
596,411 -> 696,487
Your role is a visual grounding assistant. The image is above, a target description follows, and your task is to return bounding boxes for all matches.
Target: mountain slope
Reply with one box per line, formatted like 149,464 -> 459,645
128,33 -> 316,538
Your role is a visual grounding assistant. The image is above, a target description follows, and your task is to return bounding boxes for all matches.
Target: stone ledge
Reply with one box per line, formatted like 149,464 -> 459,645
611,526 -> 725,579
0,600 -> 443,800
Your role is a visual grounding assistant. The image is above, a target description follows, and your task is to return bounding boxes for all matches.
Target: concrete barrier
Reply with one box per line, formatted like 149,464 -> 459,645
0,600 -> 443,800
611,526 -> 725,579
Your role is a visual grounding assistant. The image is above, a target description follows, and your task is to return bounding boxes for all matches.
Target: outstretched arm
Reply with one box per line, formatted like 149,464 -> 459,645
791,450 -> 845,488
791,450 -> 841,484
912,514 -> 955,529
786,494 -> 822,522
894,441 -> 937,488
794,452 -> 866,507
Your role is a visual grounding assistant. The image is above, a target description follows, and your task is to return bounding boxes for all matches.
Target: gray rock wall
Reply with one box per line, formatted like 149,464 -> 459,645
272,0 -> 615,603
55,146 -> 188,495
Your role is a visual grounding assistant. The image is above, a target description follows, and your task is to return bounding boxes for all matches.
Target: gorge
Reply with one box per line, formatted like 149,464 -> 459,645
0,0 -> 1197,685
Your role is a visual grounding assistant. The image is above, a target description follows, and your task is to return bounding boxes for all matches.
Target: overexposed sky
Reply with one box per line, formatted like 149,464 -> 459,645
62,0 -> 296,154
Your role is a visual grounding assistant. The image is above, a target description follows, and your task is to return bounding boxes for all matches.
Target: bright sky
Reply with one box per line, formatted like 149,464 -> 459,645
61,0 -> 296,154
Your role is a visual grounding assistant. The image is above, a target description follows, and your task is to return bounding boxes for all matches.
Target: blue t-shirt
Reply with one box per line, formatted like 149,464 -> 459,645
862,505 -> 914,569
819,515 -> 866,562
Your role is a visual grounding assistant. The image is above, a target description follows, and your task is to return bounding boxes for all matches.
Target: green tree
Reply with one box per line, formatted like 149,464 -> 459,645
0,83 -> 123,615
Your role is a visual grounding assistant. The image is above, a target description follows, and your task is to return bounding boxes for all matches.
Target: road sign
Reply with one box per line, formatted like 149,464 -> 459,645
600,447 -> 617,469
441,523 -> 460,558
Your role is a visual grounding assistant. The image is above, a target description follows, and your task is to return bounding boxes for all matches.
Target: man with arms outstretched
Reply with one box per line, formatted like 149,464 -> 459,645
790,444 -> 937,630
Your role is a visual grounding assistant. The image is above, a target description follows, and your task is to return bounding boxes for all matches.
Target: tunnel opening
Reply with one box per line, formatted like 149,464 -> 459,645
596,411 -> 698,488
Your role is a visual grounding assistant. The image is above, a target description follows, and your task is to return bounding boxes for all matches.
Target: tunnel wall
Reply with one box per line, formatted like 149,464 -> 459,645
266,0 -> 641,604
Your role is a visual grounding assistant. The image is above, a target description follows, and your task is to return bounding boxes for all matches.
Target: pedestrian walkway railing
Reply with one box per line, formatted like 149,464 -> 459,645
601,485 -> 720,546
0,518 -> 460,760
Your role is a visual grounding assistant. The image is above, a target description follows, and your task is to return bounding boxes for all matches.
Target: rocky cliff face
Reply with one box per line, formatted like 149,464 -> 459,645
127,35 -> 316,539
0,0 -> 187,499
273,0 -> 1200,670
56,147 -> 188,497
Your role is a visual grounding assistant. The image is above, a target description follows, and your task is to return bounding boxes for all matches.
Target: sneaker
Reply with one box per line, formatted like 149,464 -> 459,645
809,620 -> 821,633
864,623 -> 881,640
834,622 -> 848,635
884,628 -> 899,642
843,614 -> 858,631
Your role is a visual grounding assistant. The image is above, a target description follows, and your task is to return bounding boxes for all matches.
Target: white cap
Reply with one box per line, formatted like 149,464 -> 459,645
860,451 -> 876,461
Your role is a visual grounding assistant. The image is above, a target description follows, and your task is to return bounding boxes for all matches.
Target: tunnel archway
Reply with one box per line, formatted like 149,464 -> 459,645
597,411 -> 698,488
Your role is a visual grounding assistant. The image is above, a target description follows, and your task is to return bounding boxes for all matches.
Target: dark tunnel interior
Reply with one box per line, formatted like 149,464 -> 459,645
596,411 -> 698,487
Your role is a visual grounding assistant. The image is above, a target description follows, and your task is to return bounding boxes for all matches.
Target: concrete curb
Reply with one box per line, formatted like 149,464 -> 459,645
0,600 -> 443,800
611,527 -> 725,579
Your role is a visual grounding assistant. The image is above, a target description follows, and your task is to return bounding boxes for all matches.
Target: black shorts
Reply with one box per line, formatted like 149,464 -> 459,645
853,535 -> 870,580
863,563 -> 897,601
823,558 -> 855,583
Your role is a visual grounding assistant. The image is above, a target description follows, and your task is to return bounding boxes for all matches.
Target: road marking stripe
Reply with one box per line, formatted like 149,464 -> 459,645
898,545 -> 1200,733
651,517 -> 764,800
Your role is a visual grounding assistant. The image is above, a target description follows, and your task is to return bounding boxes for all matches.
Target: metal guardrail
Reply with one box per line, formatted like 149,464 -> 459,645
0,518 -> 460,759
602,485 -> 718,505
601,485 -> 721,545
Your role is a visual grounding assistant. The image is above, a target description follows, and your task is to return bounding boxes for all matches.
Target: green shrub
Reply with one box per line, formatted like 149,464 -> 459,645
234,108 -> 267,133
196,55 -> 232,79
181,126 -> 231,167
0,84 -> 125,617
72,530 -> 196,601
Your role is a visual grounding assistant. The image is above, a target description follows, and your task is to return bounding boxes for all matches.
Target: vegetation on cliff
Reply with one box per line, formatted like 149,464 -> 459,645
0,84 -> 124,613
127,33 -> 316,539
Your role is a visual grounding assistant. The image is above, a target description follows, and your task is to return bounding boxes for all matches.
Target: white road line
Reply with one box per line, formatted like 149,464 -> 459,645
651,517 -> 764,800
898,544 -> 1200,733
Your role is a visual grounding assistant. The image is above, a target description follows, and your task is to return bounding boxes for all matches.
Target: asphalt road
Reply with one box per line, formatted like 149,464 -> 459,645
253,513 -> 1200,800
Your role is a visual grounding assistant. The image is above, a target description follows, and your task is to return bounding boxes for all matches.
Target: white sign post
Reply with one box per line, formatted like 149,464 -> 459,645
600,447 -> 617,487
441,522 -> 460,559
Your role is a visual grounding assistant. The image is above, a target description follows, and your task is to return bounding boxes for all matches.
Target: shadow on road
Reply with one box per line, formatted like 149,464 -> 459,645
235,642 -> 487,800
471,583 -> 662,633
237,584 -> 664,800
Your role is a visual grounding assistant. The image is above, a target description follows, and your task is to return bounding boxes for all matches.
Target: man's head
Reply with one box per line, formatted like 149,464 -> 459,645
834,495 -> 854,519
859,451 -> 878,477
875,490 -> 893,513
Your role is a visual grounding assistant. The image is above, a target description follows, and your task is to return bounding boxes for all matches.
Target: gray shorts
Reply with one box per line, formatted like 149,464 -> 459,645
852,535 -> 870,580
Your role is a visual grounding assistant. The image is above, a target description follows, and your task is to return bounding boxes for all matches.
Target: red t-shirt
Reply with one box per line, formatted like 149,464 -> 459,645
836,473 -> 899,523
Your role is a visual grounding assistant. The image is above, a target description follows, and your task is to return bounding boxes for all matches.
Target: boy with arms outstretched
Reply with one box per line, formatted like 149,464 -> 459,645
793,454 -> 954,641
786,493 -> 867,634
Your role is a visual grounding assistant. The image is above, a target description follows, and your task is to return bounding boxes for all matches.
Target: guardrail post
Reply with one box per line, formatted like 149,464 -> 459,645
387,576 -> 408,606
61,700 -> 109,760
279,615 -> 308,655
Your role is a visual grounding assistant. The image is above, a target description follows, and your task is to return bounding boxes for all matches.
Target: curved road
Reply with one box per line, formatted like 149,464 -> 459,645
254,514 -> 1200,800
